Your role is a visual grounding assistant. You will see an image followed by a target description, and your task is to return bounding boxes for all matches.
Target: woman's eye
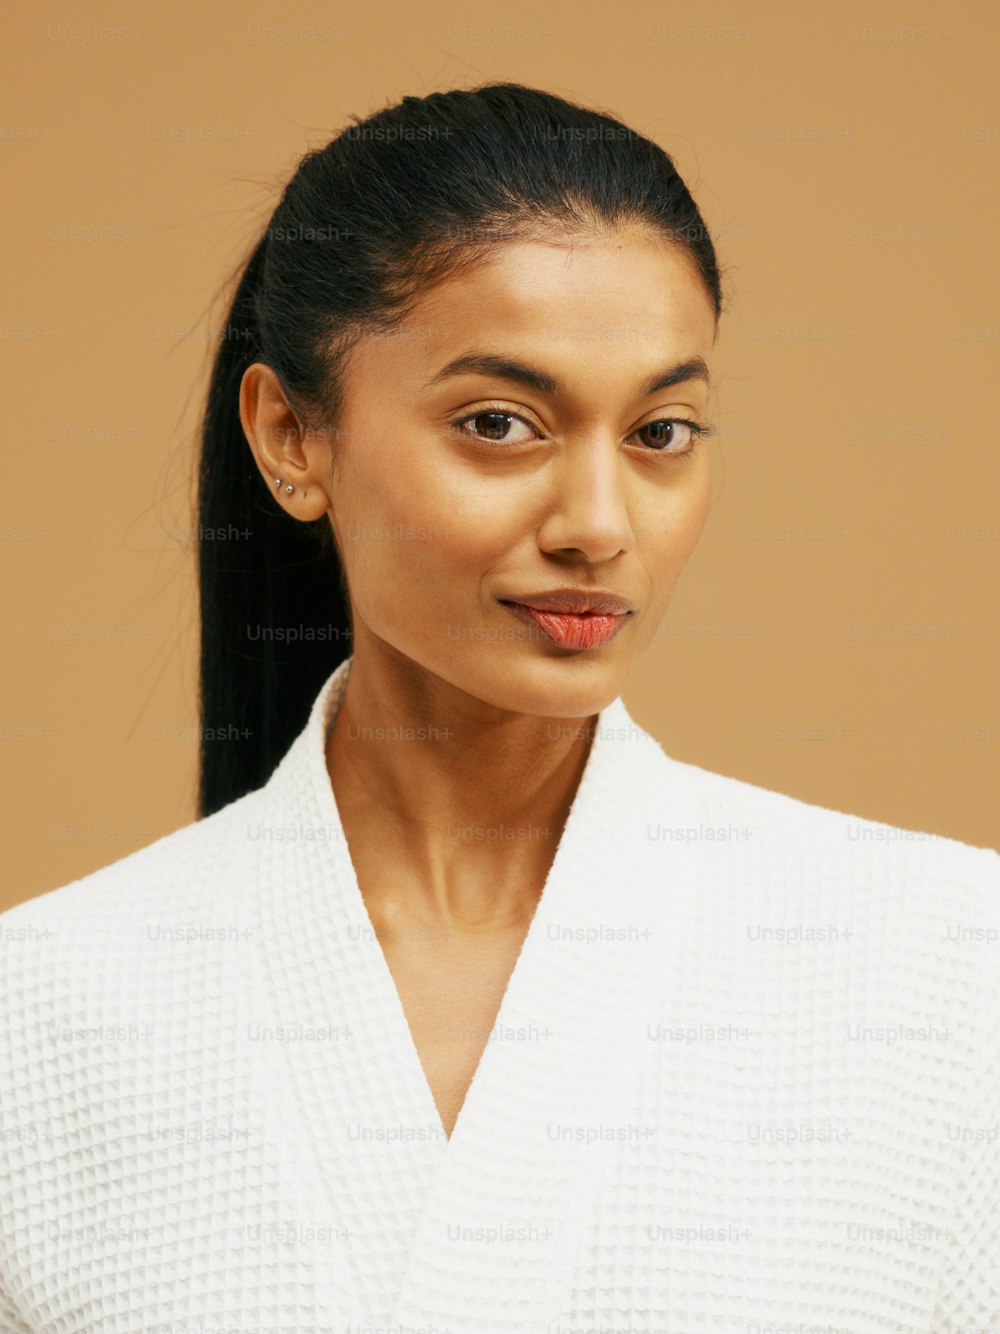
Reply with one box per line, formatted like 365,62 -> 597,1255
635,418 -> 703,454
448,408 -> 712,455
450,410 -> 535,446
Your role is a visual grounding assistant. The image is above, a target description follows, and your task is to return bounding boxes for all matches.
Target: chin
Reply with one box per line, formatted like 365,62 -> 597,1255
481,659 -> 626,720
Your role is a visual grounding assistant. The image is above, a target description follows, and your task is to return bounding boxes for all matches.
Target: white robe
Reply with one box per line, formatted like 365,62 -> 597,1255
1,654 -> 998,1332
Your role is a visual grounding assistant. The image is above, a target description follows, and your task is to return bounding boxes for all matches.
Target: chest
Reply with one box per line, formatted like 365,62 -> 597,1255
377,921 -> 531,1139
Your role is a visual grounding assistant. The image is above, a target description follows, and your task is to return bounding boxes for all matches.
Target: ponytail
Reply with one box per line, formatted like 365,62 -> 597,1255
196,235 -> 351,819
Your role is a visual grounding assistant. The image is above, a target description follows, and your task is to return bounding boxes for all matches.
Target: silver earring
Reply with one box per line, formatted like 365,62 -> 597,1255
274,476 -> 295,494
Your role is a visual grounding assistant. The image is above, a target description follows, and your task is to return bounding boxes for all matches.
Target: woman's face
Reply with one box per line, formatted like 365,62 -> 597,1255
326,227 -> 717,718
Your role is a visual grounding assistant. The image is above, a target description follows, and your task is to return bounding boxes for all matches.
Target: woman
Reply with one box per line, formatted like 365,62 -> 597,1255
1,82 -> 997,1333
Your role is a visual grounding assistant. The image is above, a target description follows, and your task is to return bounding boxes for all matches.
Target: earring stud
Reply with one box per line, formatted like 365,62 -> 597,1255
274,476 -> 295,494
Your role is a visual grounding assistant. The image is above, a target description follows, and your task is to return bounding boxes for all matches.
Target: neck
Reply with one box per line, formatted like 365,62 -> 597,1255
324,649 -> 599,933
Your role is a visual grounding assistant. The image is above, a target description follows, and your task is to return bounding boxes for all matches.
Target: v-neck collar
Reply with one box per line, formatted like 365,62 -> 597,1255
250,654 -> 706,1328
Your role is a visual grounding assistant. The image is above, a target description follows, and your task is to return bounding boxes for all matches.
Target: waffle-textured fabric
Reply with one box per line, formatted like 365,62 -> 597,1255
1,654 -> 998,1333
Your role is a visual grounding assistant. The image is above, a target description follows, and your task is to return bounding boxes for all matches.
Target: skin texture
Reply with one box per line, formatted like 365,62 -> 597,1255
239,225 -> 718,1136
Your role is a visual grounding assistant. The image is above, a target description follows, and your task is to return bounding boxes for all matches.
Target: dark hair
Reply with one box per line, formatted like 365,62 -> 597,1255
197,80 -> 727,819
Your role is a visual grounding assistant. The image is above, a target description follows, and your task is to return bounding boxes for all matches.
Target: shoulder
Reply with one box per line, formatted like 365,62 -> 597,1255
668,753 -> 1000,1061
679,750 -> 996,863
663,750 -> 1000,924
0,786 -> 272,1131
0,785 -> 266,980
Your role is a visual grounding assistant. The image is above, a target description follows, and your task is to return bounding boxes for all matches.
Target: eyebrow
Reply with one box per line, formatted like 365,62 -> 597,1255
423,351 -> 711,398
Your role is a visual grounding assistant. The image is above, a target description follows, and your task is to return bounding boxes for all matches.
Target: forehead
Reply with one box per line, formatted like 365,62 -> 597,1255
344,229 -> 716,393
422,230 -> 714,348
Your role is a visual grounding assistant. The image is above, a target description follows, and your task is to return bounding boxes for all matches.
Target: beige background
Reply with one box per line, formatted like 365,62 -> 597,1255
2,2 -> 997,909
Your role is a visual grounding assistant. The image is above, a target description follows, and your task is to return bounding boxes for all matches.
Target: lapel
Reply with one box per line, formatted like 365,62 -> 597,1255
250,655 -> 706,1327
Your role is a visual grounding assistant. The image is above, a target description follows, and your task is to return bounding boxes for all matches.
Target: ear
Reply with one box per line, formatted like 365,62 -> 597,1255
239,362 -> 331,521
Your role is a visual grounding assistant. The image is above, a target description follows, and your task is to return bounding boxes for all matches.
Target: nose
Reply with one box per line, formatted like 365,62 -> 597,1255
535,434 -> 634,563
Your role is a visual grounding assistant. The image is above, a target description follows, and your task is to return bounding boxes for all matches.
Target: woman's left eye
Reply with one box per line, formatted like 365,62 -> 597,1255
448,407 -> 715,456
632,418 -> 715,454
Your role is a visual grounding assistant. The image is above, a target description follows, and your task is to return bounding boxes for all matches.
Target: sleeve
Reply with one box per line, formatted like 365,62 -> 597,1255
0,1275 -> 33,1333
929,850 -> 1000,1329
0,910 -> 37,1332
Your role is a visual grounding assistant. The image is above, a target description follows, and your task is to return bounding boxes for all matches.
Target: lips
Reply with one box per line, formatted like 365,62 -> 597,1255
499,599 -> 632,651
498,589 -> 635,615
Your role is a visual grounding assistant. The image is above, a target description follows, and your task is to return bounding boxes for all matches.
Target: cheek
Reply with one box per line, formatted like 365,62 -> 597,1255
336,448 -> 510,622
672,463 -> 712,559
638,458 -> 712,569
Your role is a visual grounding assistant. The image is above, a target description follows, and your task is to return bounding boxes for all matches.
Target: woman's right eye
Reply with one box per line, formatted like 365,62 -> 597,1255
448,408 -> 537,447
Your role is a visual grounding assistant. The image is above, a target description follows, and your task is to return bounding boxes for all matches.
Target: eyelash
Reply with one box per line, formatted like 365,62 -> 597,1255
448,402 -> 717,458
